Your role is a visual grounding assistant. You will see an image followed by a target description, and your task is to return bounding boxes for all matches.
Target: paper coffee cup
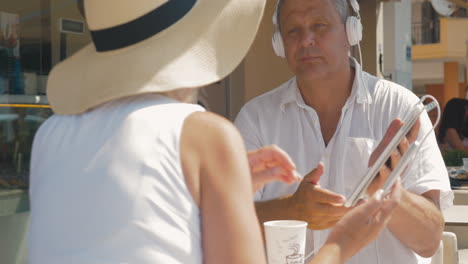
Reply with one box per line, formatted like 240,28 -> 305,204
264,220 -> 307,264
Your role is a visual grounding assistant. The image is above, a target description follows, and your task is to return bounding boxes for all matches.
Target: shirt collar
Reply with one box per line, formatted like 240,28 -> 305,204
279,57 -> 373,113
350,57 -> 373,105
279,77 -> 304,113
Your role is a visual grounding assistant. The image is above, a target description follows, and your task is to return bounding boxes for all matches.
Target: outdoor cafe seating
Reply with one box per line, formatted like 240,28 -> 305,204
436,163 -> 468,264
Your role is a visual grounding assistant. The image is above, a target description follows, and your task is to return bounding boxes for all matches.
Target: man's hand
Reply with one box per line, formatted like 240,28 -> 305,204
367,118 -> 421,196
248,145 -> 301,193
288,162 -> 351,230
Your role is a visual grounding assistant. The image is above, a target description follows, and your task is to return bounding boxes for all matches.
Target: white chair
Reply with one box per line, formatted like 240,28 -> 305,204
433,231 -> 468,264
459,249 -> 468,264
442,231 -> 458,264
431,239 -> 444,264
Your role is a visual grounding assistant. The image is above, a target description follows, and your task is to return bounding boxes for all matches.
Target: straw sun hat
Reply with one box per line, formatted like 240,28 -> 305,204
47,0 -> 266,115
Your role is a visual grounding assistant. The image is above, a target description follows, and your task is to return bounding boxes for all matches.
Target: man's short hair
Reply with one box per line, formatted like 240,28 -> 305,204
276,0 -> 349,31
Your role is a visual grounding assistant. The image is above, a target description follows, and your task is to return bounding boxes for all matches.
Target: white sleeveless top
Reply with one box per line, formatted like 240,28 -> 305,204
28,94 -> 204,264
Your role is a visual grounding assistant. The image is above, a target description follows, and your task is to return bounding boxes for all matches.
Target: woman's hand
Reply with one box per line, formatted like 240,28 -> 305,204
247,145 -> 301,193
312,180 -> 401,264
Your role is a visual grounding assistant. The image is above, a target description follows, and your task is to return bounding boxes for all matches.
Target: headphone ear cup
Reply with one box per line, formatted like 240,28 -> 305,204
272,31 -> 286,58
346,16 -> 362,46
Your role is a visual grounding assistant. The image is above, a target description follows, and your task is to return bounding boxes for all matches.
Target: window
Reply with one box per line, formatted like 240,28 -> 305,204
412,1 -> 440,45
0,0 -> 90,190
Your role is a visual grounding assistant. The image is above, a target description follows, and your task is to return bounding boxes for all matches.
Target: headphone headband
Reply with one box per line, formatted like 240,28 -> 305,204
272,0 -> 281,27
349,0 -> 360,14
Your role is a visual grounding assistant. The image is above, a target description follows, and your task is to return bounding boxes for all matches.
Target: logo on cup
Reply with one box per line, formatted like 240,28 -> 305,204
286,243 -> 303,264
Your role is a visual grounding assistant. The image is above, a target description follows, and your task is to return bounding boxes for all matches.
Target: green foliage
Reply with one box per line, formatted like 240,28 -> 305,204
443,150 -> 468,167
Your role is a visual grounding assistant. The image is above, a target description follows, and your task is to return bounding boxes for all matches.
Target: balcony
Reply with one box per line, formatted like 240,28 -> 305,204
412,17 -> 468,61
412,20 -> 440,45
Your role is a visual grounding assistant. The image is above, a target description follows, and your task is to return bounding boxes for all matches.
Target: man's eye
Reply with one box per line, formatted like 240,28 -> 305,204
288,28 -> 299,35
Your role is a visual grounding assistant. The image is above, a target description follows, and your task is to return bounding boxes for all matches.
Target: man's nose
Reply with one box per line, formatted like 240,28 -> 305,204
300,30 -> 316,47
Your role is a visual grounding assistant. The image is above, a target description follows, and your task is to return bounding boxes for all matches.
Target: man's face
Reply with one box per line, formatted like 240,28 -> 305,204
280,0 -> 350,81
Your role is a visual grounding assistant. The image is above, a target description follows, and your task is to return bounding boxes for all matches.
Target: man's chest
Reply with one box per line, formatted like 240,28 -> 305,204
260,110 -> 380,197
317,111 -> 342,146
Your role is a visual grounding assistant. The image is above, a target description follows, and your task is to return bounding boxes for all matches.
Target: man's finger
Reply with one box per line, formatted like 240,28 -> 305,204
398,136 -> 410,155
406,118 -> 421,144
303,162 -> 324,185
367,165 -> 391,196
390,149 -> 401,170
310,185 -> 346,204
384,177 -> 402,203
368,119 -> 403,167
313,202 -> 351,217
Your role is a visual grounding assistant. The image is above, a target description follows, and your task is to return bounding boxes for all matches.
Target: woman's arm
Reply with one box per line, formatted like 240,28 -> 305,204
310,182 -> 401,264
181,111 -> 266,264
445,128 -> 468,152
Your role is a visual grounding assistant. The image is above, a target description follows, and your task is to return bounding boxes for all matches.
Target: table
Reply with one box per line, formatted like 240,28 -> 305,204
443,205 -> 468,226
0,189 -> 29,264
0,189 -> 29,217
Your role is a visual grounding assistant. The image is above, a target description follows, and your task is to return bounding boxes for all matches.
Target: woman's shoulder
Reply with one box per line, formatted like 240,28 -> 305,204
180,111 -> 249,206
183,111 -> 243,150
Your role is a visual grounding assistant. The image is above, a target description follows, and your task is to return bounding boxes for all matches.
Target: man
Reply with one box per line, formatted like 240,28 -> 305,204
234,0 -> 452,263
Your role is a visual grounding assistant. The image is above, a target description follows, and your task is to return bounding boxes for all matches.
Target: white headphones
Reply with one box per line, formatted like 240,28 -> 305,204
272,0 -> 363,58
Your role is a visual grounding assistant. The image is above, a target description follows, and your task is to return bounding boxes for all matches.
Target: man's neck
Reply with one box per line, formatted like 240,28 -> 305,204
296,65 -> 355,146
297,66 -> 355,115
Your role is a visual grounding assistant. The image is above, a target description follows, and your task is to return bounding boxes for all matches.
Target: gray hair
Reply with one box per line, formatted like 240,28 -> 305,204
276,0 -> 350,31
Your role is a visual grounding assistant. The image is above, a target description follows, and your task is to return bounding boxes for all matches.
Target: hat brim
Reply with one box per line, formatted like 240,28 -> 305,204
47,0 -> 266,115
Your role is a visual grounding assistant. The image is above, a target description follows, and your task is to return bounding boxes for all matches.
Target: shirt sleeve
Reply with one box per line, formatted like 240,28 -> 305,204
234,105 -> 265,201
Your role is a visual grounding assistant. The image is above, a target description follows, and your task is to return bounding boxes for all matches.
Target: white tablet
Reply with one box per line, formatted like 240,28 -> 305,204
344,101 -> 426,207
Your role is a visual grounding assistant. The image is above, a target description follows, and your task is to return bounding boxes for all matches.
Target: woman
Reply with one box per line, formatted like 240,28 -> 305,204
438,98 -> 468,152
28,1 -> 399,263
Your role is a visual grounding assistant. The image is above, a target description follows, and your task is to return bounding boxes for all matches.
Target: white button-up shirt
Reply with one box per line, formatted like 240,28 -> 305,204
235,58 -> 452,264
